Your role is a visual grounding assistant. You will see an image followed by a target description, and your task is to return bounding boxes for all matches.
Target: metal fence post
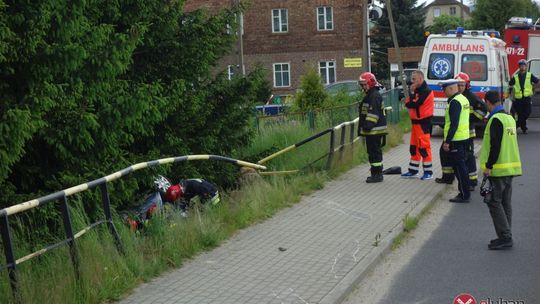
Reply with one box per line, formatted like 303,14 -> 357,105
308,111 -> 315,130
0,214 -> 20,302
339,125 -> 346,161
326,129 -> 335,170
100,183 -> 125,256
350,121 -> 356,159
59,196 -> 80,280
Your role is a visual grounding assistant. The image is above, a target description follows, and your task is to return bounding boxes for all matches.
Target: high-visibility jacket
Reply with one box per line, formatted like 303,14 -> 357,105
405,81 -> 434,122
358,88 -> 388,136
513,72 -> 533,99
444,94 -> 470,141
480,112 -> 522,177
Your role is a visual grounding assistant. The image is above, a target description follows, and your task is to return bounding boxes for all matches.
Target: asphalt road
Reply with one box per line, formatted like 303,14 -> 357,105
375,119 -> 540,304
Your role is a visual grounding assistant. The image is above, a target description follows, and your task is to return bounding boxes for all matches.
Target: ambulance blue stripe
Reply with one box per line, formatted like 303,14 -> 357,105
428,84 -> 502,93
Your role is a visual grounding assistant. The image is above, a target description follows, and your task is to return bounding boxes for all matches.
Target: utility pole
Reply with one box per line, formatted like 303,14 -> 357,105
235,0 -> 245,76
362,0 -> 369,73
386,0 -> 409,100
460,0 -> 464,26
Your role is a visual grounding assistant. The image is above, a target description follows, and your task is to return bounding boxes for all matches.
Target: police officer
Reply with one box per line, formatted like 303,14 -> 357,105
438,79 -> 470,202
456,72 -> 487,190
358,72 -> 388,183
508,59 -> 540,134
401,70 -> 435,180
480,91 -> 522,250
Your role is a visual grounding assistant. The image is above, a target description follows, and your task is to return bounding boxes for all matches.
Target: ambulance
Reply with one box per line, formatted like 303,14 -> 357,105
419,28 -> 510,127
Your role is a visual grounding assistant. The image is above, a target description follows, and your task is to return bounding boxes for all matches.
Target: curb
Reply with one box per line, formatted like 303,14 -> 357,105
319,183 -> 449,304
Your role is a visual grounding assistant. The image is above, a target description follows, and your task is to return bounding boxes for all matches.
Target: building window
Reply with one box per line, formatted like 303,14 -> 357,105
227,65 -> 235,80
319,61 -> 336,85
272,9 -> 288,33
317,7 -> 333,31
433,8 -> 441,18
450,7 -> 456,15
273,63 -> 290,87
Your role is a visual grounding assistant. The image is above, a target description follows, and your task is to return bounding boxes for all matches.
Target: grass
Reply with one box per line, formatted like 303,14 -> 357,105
0,110 -> 410,304
390,190 -> 442,250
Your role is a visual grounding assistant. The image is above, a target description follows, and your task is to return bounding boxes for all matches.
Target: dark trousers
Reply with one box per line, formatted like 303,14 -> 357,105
487,176 -> 513,239
365,135 -> 383,172
441,140 -> 470,199
466,137 -> 478,186
512,98 -> 532,131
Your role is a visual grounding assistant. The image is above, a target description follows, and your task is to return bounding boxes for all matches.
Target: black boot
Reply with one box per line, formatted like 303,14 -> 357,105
366,166 -> 383,183
435,173 -> 454,184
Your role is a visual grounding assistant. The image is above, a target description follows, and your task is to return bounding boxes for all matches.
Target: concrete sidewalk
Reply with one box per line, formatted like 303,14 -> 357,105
120,135 -> 465,304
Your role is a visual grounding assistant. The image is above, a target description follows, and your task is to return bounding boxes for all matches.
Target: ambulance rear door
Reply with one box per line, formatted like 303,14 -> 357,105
423,36 -> 459,126
458,36 -> 491,100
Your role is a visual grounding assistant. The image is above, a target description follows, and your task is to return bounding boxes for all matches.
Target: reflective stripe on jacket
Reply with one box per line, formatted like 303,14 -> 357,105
480,112 -> 522,176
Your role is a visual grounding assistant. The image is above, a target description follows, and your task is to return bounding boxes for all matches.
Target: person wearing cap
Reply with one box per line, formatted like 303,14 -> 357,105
480,90 -> 522,250
456,72 -> 487,190
165,178 -> 220,217
401,70 -> 435,180
508,59 -> 540,134
358,72 -> 388,183
438,79 -> 471,203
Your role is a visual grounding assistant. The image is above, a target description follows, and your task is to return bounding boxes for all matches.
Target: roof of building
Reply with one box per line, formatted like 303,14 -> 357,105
425,0 -> 470,14
387,46 -> 424,64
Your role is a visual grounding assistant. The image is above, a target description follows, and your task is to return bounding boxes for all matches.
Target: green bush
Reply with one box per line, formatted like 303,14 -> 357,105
293,67 -> 329,111
0,2 -> 268,212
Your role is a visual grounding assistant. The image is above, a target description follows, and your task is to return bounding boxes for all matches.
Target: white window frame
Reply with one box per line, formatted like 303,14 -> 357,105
449,7 -> 456,15
317,6 -> 333,31
319,61 -> 336,85
272,9 -> 288,33
433,8 -> 441,18
273,63 -> 291,88
227,65 -> 235,80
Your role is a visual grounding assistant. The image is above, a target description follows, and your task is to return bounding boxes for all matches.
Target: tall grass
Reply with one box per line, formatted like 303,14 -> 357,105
0,111 -> 409,304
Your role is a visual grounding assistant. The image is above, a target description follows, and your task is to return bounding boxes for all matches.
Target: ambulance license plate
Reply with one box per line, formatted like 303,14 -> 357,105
435,101 -> 447,109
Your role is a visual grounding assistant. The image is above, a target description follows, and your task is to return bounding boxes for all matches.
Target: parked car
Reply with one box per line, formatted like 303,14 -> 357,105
324,80 -> 361,96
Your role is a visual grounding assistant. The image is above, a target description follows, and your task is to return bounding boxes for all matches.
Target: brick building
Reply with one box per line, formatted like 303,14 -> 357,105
184,0 -> 366,97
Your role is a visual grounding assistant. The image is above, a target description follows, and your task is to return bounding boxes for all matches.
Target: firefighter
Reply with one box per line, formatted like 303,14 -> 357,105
400,70 -> 435,180
438,79 -> 470,203
508,59 -> 540,134
358,72 -> 388,183
164,178 -> 220,217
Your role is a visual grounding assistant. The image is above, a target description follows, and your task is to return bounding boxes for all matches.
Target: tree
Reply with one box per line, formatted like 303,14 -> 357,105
294,68 -> 329,111
471,0 -> 540,32
428,15 -> 473,34
371,0 -> 427,83
0,1 -> 268,210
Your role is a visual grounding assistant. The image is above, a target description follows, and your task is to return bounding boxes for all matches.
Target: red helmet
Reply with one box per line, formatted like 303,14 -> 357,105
455,72 -> 470,89
358,72 -> 381,89
165,184 -> 184,202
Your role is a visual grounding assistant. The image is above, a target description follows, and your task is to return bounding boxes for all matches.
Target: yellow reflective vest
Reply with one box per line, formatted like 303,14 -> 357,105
513,72 -> 533,99
444,94 -> 470,141
480,112 -> 522,177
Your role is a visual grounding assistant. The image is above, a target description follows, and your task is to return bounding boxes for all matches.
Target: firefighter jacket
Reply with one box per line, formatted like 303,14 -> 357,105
405,81 -> 434,123
463,89 -> 487,126
358,87 -> 388,136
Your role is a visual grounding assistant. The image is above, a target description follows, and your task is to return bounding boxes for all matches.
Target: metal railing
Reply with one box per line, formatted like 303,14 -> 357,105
0,155 -> 266,301
254,88 -> 402,133
258,117 -> 362,174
